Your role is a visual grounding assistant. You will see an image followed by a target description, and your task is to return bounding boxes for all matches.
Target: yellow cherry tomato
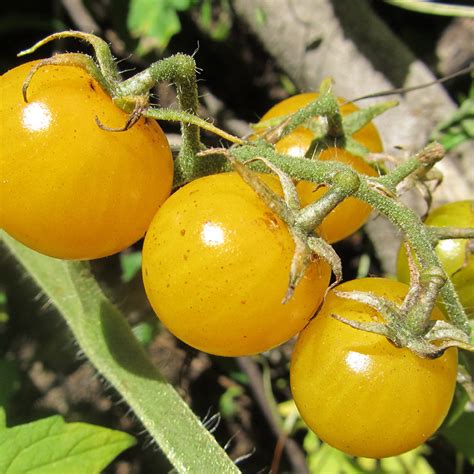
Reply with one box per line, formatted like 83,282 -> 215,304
0,61 -> 173,259
142,172 -> 331,356
258,93 -> 382,243
291,278 -> 458,459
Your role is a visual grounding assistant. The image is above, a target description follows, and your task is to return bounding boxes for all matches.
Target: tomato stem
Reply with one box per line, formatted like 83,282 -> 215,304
284,91 -> 342,139
379,142 -> 445,189
355,182 -> 470,335
18,31 -> 121,84
428,226 -> 474,241
116,54 -> 202,183
144,108 -> 243,146
295,169 -> 360,233
21,54 -> 113,102
227,142 -> 471,340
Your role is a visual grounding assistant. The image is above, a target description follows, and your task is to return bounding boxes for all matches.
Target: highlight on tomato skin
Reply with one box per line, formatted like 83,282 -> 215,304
290,278 -> 458,459
141,172 -> 332,357
0,60 -> 173,260
257,93 -> 383,243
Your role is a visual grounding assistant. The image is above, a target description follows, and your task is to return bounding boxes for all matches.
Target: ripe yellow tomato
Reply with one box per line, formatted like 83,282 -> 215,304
142,172 -> 331,356
0,61 -> 173,260
291,278 -> 457,459
258,93 -> 382,243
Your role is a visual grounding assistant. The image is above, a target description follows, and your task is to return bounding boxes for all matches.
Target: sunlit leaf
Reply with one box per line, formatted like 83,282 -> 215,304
0,416 -> 135,474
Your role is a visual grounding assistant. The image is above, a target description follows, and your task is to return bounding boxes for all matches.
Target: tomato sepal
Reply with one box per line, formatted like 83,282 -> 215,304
20,53 -> 112,103
18,31 -> 121,83
333,282 -> 474,359
226,152 -> 345,301
342,100 -> 397,137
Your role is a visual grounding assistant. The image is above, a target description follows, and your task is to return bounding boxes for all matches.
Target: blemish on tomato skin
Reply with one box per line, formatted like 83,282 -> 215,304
89,80 -> 96,92
180,229 -> 186,236
259,211 -> 281,231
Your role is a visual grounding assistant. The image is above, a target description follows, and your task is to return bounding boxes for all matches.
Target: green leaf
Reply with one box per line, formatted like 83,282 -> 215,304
197,0 -> 231,41
302,431 -> 433,474
219,385 -> 243,419
441,383 -> 469,429
0,408 -> 6,430
461,117 -> 474,137
228,370 -> 249,385
0,415 -> 135,473
280,74 -> 297,96
438,130 -> 470,151
120,251 -> 142,283
199,0 -> 212,28
0,359 -> 20,408
255,7 -> 267,26
302,430 -> 320,455
0,288 -> 8,324
127,0 -> 193,54
131,320 -> 155,347
431,94 -> 474,151
443,411 -> 474,463
342,136 -> 370,158
383,0 -> 474,18
307,444 -> 365,474
1,232 -> 238,473
378,446 -> 433,474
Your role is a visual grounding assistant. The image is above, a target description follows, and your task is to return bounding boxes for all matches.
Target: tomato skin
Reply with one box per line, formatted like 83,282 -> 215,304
142,172 -> 331,357
259,93 -> 382,243
397,200 -> 474,318
290,278 -> 457,459
0,61 -> 173,260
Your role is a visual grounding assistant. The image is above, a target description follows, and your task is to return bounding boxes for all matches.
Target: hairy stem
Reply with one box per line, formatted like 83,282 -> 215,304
355,182 -> 470,334
227,143 -> 470,334
378,142 -> 445,190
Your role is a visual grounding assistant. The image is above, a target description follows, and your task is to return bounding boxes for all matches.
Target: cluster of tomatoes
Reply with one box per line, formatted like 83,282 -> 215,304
1,60 -> 470,459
